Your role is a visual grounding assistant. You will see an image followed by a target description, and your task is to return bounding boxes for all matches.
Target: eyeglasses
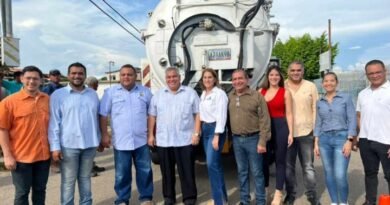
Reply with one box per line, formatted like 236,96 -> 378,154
236,96 -> 240,107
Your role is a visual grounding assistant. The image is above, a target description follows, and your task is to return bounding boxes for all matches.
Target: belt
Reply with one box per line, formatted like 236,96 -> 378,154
234,131 -> 260,137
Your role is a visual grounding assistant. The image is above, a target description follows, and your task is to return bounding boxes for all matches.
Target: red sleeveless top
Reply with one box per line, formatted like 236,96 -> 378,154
260,88 -> 286,118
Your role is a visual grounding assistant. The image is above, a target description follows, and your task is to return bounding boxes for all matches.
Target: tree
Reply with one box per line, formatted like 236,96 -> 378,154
272,33 -> 338,80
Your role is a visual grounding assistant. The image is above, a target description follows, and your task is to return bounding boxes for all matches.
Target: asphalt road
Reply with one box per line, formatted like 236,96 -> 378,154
0,148 -> 387,205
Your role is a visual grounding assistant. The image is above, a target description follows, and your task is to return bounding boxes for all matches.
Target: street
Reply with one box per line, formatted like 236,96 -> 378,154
0,148 -> 387,205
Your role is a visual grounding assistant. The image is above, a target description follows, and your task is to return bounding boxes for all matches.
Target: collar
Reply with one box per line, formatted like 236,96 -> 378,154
66,84 -> 88,93
232,87 -> 252,96
319,91 -> 342,101
15,88 -> 45,100
164,85 -> 185,93
117,84 -> 139,92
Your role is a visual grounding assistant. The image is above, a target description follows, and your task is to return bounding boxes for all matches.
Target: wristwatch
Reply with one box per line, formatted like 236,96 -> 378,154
193,132 -> 200,137
347,138 -> 353,142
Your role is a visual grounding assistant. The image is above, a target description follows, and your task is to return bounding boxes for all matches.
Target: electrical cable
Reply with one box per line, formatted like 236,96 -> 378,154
88,0 -> 144,44
102,0 -> 141,33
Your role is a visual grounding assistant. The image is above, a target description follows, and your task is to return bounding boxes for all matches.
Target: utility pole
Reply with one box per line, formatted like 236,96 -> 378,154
328,19 -> 332,72
108,61 -> 114,86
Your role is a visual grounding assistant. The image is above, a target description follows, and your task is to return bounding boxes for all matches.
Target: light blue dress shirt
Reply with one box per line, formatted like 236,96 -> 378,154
314,92 -> 357,137
49,85 -> 101,151
149,85 -> 200,147
99,84 -> 152,150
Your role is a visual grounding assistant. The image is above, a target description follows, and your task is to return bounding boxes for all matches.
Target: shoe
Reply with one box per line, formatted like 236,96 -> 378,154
93,164 -> 105,172
307,197 -> 320,205
140,200 -> 153,205
91,171 -> 99,177
271,190 -> 283,205
283,195 -> 295,205
362,201 -> 375,205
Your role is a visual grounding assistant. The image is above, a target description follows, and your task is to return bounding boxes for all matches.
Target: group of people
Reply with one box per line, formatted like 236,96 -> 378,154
0,59 -> 389,205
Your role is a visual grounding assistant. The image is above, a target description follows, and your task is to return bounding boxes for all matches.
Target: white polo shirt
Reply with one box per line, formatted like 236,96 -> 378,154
356,80 -> 390,145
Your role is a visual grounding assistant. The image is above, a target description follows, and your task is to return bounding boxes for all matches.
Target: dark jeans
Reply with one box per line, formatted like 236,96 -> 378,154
11,159 -> 50,205
263,118 -> 289,190
285,134 -> 318,200
359,138 -> 390,204
156,145 -> 197,205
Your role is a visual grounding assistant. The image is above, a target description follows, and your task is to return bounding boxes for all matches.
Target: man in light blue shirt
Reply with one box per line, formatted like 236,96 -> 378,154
148,67 -> 201,205
99,64 -> 153,205
49,62 -> 100,205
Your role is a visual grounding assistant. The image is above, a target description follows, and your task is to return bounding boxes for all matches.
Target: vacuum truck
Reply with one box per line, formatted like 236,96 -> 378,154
141,0 -> 279,93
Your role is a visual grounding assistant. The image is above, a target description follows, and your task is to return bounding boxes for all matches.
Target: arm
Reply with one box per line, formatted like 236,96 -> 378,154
0,128 -> 16,170
48,94 -> 63,161
147,115 -> 156,147
213,91 -> 228,150
312,84 -> 319,130
192,113 -> 201,145
258,94 -> 271,153
99,89 -> 112,148
285,89 -> 294,147
313,100 -> 321,158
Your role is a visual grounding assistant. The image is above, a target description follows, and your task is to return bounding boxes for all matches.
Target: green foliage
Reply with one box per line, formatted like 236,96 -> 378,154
272,33 -> 338,80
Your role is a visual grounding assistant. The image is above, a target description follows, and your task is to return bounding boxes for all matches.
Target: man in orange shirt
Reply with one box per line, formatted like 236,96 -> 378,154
0,66 -> 51,205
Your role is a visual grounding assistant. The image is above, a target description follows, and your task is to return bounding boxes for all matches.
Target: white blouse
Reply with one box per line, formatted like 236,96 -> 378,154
199,86 -> 228,133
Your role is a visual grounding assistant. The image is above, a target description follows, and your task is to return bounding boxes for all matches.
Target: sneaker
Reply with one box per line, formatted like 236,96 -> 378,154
283,195 -> 295,205
93,164 -> 105,172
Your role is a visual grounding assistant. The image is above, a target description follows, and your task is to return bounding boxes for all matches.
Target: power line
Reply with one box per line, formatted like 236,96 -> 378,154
88,0 -> 144,44
102,0 -> 141,34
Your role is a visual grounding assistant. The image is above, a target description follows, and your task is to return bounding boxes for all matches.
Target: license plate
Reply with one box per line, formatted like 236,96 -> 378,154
208,48 -> 231,61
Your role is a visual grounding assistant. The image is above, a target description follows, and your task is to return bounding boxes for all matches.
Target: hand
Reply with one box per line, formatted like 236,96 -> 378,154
388,148 -> 390,159
52,151 -> 63,162
4,155 -> 16,170
148,135 -> 156,147
212,134 -> 219,151
352,138 -> 359,152
192,135 -> 200,146
97,144 -> 105,152
342,141 -> 352,158
314,144 -> 320,159
101,133 -> 111,148
287,134 -> 293,147
257,145 -> 266,153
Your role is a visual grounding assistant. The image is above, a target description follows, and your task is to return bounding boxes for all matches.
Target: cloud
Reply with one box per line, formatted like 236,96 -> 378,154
349,46 -> 361,50
15,18 -> 39,29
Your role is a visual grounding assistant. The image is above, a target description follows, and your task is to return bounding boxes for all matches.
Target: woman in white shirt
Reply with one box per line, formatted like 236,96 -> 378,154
199,68 -> 229,205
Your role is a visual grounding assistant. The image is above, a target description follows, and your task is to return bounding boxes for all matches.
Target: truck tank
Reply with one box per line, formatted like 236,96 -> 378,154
142,0 -> 279,93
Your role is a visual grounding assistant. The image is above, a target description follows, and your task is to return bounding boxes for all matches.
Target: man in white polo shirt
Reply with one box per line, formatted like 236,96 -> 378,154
357,59 -> 390,205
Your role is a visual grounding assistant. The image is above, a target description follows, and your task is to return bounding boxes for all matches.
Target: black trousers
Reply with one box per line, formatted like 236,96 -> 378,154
156,145 -> 197,205
359,138 -> 390,204
11,159 -> 50,205
263,118 -> 289,190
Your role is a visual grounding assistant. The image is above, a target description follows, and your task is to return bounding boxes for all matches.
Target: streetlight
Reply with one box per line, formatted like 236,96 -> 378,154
109,61 -> 114,86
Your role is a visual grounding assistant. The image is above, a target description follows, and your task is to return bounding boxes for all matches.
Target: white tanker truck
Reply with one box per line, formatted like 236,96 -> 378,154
141,0 -> 279,93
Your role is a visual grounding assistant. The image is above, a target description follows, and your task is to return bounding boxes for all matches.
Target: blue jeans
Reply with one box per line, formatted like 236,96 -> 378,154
11,159 -> 50,205
60,147 -> 96,205
202,122 -> 227,205
233,135 -> 265,205
113,145 -> 153,205
319,130 -> 350,203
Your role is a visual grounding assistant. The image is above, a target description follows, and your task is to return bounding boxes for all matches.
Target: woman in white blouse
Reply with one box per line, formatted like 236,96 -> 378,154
199,68 -> 229,205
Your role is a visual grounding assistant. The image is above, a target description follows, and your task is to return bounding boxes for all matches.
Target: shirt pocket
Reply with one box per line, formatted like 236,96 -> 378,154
180,101 -> 194,130
112,97 -> 125,115
134,96 -> 148,114
14,105 -> 34,125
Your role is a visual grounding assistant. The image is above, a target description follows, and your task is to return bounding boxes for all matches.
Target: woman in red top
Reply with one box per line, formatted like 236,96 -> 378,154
259,65 -> 294,205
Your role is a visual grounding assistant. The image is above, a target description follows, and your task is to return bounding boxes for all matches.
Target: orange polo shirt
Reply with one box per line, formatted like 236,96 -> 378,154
0,89 -> 50,163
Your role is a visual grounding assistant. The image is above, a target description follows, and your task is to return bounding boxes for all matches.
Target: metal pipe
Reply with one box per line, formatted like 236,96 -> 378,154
2,0 -> 13,37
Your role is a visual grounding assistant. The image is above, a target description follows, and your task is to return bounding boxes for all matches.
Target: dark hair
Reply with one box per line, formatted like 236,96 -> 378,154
67,62 -> 87,75
322,71 -> 338,83
200,68 -> 219,90
120,64 -> 137,75
22,66 -> 43,78
261,65 -> 284,89
232,68 -> 249,79
365,59 -> 385,72
14,71 -> 22,78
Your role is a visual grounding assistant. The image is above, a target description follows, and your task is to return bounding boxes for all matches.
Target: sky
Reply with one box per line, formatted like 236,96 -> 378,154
6,0 -> 390,76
